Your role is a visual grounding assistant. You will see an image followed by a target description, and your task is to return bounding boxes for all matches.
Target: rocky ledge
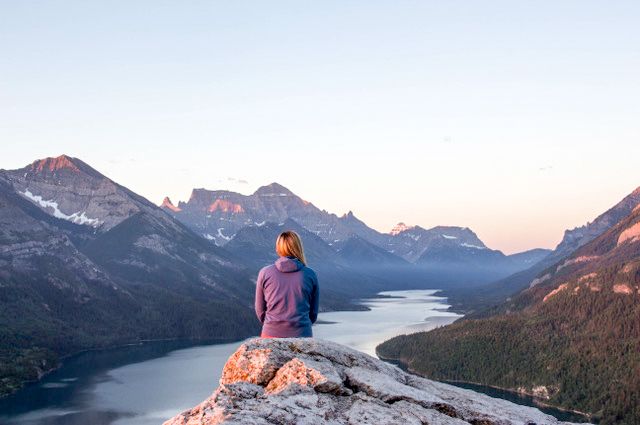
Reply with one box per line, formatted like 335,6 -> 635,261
164,338 -> 588,425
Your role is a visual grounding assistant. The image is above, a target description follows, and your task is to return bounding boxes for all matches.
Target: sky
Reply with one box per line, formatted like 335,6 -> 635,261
1,1 -> 640,254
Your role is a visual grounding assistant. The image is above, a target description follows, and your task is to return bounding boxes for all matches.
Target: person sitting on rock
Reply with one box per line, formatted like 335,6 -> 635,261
255,230 -> 319,338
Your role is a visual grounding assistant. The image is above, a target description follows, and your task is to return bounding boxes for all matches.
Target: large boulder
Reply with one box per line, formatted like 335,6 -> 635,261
164,338 -> 589,425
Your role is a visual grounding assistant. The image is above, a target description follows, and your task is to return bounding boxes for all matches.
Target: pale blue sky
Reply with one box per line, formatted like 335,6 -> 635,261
2,1 -> 640,253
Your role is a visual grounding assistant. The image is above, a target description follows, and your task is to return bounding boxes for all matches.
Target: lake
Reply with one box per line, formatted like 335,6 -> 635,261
0,289 -> 461,425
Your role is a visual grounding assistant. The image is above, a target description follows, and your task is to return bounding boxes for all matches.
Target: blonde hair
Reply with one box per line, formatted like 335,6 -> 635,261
275,230 -> 307,265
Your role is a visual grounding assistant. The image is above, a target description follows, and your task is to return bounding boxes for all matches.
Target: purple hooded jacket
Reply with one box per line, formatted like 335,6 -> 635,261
254,256 -> 319,337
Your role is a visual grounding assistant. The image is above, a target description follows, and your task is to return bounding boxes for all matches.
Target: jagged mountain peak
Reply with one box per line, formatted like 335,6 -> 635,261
188,188 -> 212,201
254,182 -> 295,196
30,154 -> 81,173
161,196 -> 181,212
16,154 -> 106,181
339,210 -> 365,223
389,222 -> 415,235
553,184 -> 640,257
6,155 -> 165,231
429,225 -> 484,243
341,210 -> 354,219
185,188 -> 240,209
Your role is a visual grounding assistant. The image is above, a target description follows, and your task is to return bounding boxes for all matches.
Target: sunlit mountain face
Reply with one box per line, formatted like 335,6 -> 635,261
162,182 -> 548,286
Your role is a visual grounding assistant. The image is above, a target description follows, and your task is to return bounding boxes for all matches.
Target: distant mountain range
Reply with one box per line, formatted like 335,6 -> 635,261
0,154 -> 554,398
161,182 -> 371,247
378,185 -> 640,425
162,183 -> 550,286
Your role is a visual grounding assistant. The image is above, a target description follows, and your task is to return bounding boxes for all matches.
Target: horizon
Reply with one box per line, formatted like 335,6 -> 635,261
3,153 -> 639,255
3,1 -> 640,254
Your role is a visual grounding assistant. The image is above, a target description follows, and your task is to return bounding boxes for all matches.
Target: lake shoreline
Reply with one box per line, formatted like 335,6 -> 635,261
0,297 -> 380,400
377,354 -> 594,423
443,379 -> 594,420
0,336 -> 246,401
1,289 -> 462,425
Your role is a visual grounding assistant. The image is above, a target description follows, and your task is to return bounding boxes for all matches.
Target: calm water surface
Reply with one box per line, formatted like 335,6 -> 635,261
0,290 -> 461,425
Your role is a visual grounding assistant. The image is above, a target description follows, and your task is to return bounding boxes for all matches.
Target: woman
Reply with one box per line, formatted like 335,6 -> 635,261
255,230 -> 319,338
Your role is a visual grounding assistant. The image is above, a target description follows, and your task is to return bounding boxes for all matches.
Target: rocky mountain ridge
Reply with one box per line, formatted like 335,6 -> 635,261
161,183 -> 551,284
164,183 -> 366,247
449,184 -> 640,313
553,186 -> 640,258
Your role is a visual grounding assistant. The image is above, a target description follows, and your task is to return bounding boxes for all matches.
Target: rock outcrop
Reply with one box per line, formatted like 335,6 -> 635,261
164,338 -> 587,425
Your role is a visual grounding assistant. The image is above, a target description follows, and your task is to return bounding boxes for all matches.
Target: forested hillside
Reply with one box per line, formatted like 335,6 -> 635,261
378,205 -> 640,425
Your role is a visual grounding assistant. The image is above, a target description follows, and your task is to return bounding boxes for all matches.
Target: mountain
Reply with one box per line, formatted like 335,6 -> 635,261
448,186 -> 640,313
162,183 -> 386,247
223,218 -> 416,310
386,224 -> 488,262
164,186 -> 544,285
165,338 -> 585,425
378,201 -> 640,424
388,224 -> 551,286
4,155 -> 542,397
0,156 -> 260,397
0,173 -> 132,395
554,187 -> 640,258
334,234 -> 411,268
506,248 -> 552,269
5,155 -> 164,231
224,218 -> 339,268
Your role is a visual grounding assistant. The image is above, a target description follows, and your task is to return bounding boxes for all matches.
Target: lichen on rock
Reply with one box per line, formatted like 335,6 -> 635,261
164,338 -> 589,425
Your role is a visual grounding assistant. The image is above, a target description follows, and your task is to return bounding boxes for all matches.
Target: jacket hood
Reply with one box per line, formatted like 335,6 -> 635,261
275,256 -> 304,273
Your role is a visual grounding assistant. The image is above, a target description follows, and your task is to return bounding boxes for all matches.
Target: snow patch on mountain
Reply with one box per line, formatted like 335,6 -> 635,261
21,189 -> 102,227
442,234 -> 458,240
217,228 -> 233,241
460,243 -> 485,250
161,197 -> 182,212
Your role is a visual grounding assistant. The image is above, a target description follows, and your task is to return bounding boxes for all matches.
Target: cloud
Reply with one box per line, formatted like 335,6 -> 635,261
538,165 -> 554,171
227,177 -> 249,184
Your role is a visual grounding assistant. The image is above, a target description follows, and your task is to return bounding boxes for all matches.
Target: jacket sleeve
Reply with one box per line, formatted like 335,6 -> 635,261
255,268 -> 267,324
309,272 -> 319,324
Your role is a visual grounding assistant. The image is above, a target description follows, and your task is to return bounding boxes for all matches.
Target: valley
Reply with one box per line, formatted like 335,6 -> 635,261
0,155 -> 541,398
3,155 -> 640,425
